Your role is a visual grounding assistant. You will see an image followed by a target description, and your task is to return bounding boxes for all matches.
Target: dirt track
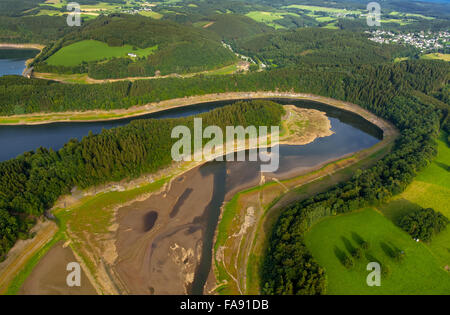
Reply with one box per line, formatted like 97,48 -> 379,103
0,221 -> 57,294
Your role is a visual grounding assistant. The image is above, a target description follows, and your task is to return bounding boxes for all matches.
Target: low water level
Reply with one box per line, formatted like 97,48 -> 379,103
0,48 -> 39,77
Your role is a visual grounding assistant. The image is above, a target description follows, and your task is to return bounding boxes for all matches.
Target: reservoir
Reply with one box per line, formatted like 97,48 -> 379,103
0,48 -> 39,77
0,99 -> 381,162
9,98 -> 382,295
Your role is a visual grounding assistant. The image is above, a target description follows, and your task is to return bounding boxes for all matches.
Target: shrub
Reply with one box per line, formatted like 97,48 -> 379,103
361,241 -> 370,250
352,248 -> 364,260
343,256 -> 354,269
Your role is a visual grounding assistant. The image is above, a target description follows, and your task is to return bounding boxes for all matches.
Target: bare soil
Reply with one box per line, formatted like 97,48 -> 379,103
113,166 -> 215,294
19,242 -> 97,295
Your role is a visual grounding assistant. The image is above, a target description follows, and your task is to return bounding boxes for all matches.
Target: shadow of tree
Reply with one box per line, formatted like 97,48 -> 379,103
365,253 -> 378,263
341,236 -> 356,255
380,241 -> 396,259
435,161 -> 449,172
379,198 -> 422,224
334,246 -> 347,266
351,231 -> 364,246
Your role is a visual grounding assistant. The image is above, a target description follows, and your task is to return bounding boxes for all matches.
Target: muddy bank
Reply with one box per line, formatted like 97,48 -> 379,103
108,101 -> 383,295
113,166 -> 217,294
13,97 -> 387,295
19,242 -> 97,295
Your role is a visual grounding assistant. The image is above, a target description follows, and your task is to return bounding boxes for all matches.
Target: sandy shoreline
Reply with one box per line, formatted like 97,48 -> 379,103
0,92 -> 387,126
0,43 -> 45,50
1,94 -> 395,295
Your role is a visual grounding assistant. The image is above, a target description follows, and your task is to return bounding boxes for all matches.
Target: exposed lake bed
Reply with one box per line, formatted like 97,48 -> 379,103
6,96 -> 392,295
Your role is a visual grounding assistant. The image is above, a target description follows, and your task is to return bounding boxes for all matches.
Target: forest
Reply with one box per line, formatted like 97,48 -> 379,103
232,27 -> 418,68
0,100 -> 284,261
1,59 -> 448,116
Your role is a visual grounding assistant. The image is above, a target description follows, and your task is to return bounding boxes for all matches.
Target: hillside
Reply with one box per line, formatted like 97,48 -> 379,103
235,28 -> 417,68
196,14 -> 273,41
34,14 -> 237,79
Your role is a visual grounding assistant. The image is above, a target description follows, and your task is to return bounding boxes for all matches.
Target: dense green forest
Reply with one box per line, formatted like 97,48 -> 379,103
261,62 -> 449,295
0,100 -> 283,260
0,0 -> 45,16
233,28 -> 417,68
0,15 -> 71,44
1,60 -> 447,116
33,14 -> 237,79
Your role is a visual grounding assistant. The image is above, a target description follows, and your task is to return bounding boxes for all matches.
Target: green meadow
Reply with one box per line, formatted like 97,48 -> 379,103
46,40 -> 158,67
245,11 -> 299,29
420,53 -> 450,62
284,5 -> 360,15
305,132 -> 450,294
305,208 -> 450,294
380,132 -> 450,266
389,11 -> 435,20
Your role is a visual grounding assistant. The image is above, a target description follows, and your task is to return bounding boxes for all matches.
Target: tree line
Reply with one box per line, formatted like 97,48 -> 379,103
1,59 -> 448,116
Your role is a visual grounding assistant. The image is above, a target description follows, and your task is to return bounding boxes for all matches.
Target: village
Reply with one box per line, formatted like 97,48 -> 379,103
366,29 -> 450,53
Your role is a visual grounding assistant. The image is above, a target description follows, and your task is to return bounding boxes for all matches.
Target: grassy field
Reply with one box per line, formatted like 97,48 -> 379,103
206,64 -> 238,76
381,18 -> 411,25
284,4 -> 360,15
245,11 -> 299,29
389,11 -> 435,20
420,53 -> 450,62
305,208 -> 450,294
139,11 -> 163,19
380,132 -> 450,267
46,40 -> 158,67
305,131 -> 450,294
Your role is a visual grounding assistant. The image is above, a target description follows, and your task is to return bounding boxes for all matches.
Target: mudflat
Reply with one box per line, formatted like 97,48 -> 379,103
19,242 -> 97,295
113,166 -> 216,294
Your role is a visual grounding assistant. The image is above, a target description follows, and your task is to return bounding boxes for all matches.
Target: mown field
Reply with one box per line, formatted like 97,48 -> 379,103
46,40 -> 158,67
245,11 -> 299,29
380,132 -> 450,266
283,4 -> 361,15
420,53 -> 450,62
305,132 -> 450,294
305,208 -> 450,294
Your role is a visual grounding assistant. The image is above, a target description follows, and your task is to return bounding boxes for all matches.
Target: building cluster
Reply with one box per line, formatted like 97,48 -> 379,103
122,7 -> 154,15
366,30 -> 450,52
120,1 -> 156,15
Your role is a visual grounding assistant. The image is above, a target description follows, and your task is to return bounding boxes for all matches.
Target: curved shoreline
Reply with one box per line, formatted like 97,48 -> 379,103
0,92 -> 391,127
0,43 -> 44,77
1,95 -> 396,295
